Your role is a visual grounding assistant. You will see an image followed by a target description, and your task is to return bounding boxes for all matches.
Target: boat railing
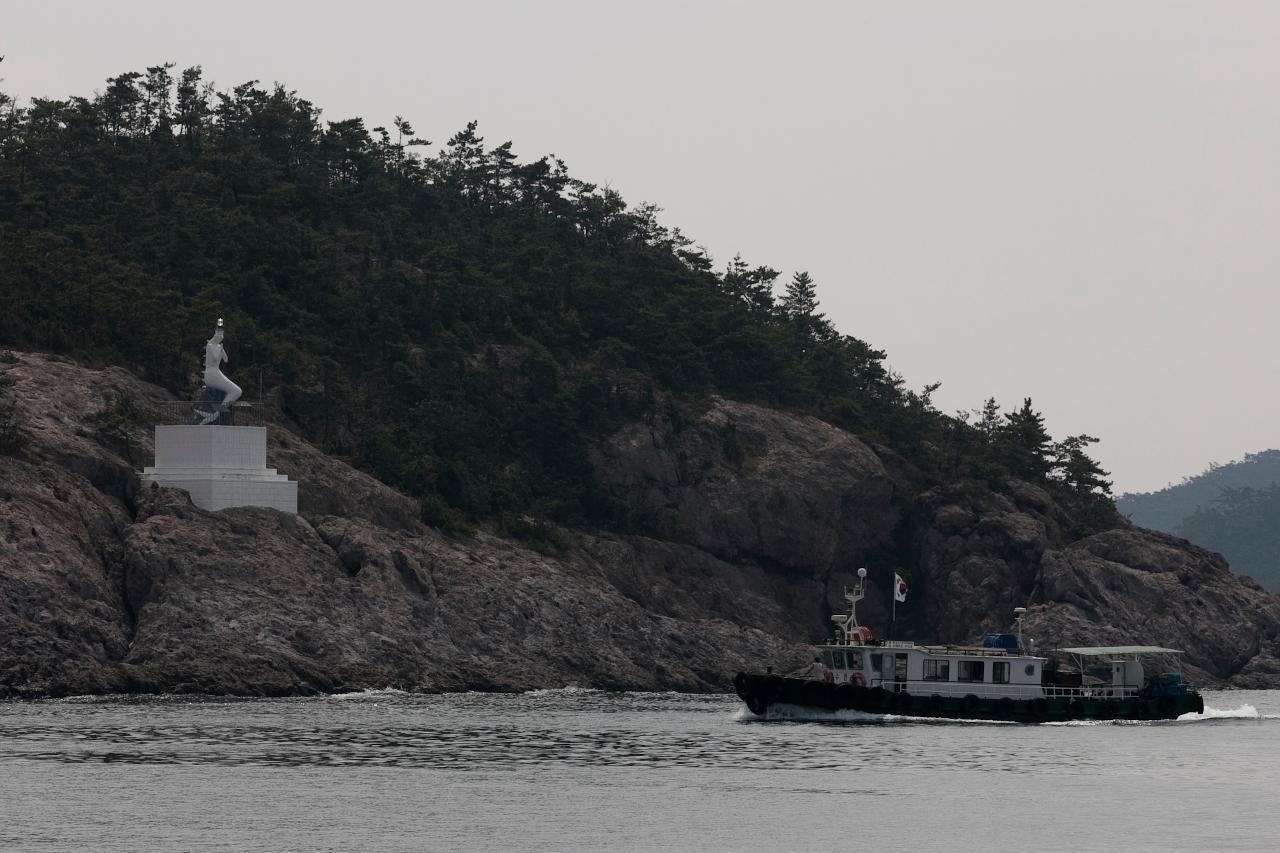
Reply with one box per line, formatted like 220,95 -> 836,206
866,678 -> 1141,700
1042,684 -> 1140,699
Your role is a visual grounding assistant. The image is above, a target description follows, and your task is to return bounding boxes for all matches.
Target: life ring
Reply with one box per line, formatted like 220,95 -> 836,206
823,670 -> 834,684
849,672 -> 866,687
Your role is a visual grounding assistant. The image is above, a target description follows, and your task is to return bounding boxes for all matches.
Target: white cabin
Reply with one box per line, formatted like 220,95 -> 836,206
817,641 -> 1049,700
813,573 -> 1179,702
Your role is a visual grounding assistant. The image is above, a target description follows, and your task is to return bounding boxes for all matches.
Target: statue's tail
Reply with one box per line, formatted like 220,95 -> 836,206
192,385 -> 229,424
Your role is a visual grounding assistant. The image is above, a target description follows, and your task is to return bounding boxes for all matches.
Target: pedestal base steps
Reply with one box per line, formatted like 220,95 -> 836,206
141,425 -> 297,514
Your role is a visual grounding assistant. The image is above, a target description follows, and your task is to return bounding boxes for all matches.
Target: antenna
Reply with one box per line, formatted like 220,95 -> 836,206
833,568 -> 869,645
1014,607 -> 1027,652
849,567 -> 867,605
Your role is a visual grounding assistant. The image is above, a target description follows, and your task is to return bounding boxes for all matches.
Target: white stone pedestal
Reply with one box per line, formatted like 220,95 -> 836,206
142,425 -> 297,513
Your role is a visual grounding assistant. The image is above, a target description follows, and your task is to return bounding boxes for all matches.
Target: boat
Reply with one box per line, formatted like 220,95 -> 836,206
733,568 -> 1204,723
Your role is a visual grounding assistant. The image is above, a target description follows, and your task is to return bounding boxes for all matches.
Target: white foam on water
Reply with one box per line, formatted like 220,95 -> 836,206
522,686 -> 600,697
881,713 -> 1018,726
739,702 -> 1280,727
1176,703 -> 1261,722
1036,704 -> 1275,726
330,687 -> 409,700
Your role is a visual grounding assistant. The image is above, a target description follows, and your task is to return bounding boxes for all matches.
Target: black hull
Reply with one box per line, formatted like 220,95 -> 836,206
733,672 -> 1204,723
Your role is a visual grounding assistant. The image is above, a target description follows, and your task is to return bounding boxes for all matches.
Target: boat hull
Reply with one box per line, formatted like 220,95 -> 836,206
733,672 -> 1204,723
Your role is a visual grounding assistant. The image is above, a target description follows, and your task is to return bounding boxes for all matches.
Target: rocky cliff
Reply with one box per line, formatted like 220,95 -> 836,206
3,351 -> 1279,696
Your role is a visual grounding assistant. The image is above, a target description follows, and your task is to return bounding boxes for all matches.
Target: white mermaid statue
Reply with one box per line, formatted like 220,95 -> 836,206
194,318 -> 242,424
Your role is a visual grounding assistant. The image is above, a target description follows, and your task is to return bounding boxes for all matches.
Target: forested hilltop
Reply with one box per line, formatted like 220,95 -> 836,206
1118,451 -> 1280,591
0,62 -> 1115,539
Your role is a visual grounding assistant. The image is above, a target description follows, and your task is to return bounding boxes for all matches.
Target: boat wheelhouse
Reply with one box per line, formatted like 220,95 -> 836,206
733,569 -> 1204,723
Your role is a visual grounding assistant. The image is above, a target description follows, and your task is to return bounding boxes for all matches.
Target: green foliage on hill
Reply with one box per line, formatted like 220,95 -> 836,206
0,62 -> 1117,536
1177,486 -> 1280,592
1117,450 -> 1280,532
1116,451 -> 1280,591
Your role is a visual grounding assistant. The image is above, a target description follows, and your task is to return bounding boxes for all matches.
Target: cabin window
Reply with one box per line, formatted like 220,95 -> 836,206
831,650 -> 846,669
1024,664 -> 1036,677
957,660 -> 986,682
870,654 -> 884,674
993,662 -> 1010,684
923,659 -> 950,681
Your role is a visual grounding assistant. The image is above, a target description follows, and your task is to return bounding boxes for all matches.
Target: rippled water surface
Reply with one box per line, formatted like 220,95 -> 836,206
2,689 -> 1278,852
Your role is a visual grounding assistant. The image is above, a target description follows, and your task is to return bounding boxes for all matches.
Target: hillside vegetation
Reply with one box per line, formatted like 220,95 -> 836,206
1118,450 -> 1280,532
1118,451 -> 1280,591
0,61 -> 1115,538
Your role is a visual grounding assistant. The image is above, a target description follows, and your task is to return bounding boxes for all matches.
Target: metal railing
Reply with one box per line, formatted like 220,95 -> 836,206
860,677 -> 1140,700
1041,684 -> 1140,700
149,401 -> 275,427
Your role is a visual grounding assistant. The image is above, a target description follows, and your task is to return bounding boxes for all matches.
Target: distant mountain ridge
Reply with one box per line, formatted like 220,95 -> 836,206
1117,450 -> 1280,591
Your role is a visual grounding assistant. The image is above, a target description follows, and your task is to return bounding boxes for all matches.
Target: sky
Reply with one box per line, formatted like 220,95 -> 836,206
3,0 -> 1277,494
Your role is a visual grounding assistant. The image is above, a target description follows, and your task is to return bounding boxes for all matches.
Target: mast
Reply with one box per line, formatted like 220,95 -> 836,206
831,567 -> 868,645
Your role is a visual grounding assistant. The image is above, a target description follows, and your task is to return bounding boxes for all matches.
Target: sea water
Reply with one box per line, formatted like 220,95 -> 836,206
1,689 -> 1277,852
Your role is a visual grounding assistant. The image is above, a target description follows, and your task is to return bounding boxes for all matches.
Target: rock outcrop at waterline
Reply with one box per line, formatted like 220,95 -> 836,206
2,351 -> 1280,697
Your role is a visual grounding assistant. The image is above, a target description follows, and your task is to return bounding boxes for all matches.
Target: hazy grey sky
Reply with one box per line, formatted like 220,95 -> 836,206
4,1 -> 1277,493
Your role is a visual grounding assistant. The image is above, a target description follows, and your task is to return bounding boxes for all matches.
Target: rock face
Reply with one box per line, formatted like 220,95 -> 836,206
909,479 -> 1070,643
592,399 -> 906,573
1030,530 -> 1280,687
592,398 -> 916,632
3,350 -> 1280,696
0,353 -> 812,696
907,480 -> 1280,687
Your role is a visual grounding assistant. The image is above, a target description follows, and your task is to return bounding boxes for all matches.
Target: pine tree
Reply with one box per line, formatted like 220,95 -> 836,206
1001,398 -> 1053,479
778,270 -> 835,355
1051,434 -> 1112,496
721,255 -> 778,313
975,398 -> 1001,440
174,66 -> 209,143
141,63 -> 175,133
780,271 -> 819,319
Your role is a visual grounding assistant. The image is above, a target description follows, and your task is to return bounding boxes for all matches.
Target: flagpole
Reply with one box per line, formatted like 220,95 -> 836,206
891,591 -> 897,641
